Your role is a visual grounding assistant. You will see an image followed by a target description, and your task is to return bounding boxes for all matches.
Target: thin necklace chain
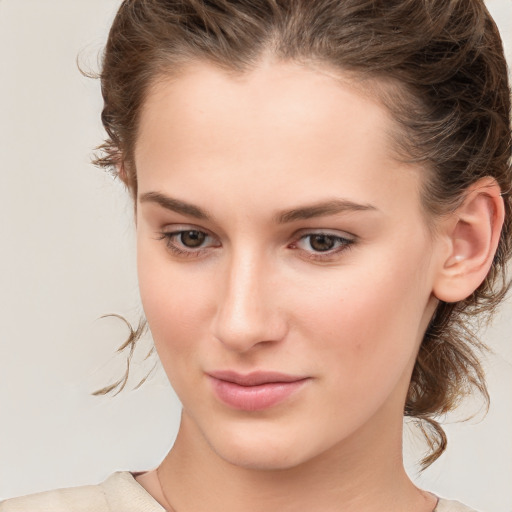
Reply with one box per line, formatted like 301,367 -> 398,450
155,466 -> 439,512
156,466 -> 177,512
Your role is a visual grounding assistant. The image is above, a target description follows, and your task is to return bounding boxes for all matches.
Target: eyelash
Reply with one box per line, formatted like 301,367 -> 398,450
289,233 -> 355,261
156,230 -> 219,259
156,229 -> 355,261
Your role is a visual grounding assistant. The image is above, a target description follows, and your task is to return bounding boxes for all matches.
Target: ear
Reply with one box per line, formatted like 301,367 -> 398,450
433,177 -> 505,303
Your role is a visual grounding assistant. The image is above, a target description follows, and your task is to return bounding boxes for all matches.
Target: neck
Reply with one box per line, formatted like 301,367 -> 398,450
156,413 -> 435,512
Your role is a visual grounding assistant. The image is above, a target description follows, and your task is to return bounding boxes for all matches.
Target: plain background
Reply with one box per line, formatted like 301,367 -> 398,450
0,1 -> 511,510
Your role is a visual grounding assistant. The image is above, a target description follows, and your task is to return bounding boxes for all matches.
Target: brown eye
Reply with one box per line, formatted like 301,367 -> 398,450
291,231 -> 354,261
308,234 -> 337,252
180,230 -> 206,248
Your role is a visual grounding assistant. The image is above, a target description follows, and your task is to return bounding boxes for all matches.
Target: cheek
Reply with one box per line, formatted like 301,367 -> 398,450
289,249 -> 433,386
137,257 -> 217,408
137,243 -> 212,360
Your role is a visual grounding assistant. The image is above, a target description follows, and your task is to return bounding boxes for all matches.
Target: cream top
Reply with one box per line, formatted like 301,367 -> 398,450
0,471 -> 477,512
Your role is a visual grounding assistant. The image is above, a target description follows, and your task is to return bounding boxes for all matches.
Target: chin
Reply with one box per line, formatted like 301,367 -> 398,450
199,419 -> 323,471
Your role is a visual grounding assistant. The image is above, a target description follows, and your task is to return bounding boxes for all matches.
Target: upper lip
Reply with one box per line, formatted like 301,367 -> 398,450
208,370 -> 309,387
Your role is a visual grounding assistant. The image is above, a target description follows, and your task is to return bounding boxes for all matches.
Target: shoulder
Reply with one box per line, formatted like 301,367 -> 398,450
0,472 -> 165,512
436,497 -> 478,512
0,481 -> 108,512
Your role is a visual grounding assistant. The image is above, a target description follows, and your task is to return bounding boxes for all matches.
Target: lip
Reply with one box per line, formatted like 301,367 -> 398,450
207,371 -> 310,411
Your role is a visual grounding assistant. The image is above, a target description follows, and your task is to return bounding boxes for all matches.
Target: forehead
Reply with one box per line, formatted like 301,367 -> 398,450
137,60 -> 392,157
134,60 -> 422,217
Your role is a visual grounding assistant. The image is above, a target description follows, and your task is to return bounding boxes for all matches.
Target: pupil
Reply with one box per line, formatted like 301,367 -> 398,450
181,231 -> 205,248
310,234 -> 335,252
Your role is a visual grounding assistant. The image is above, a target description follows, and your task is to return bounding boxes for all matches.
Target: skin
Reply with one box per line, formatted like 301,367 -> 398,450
130,60 -> 501,512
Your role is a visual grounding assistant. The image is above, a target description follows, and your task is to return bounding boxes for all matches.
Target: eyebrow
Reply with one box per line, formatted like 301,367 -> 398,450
139,191 -> 212,220
274,199 -> 378,223
139,191 -> 378,223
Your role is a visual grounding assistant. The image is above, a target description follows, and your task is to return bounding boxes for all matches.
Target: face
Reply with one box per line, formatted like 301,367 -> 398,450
134,60 -> 441,470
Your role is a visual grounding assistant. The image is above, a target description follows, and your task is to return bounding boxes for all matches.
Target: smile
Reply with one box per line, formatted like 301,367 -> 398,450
207,371 -> 310,411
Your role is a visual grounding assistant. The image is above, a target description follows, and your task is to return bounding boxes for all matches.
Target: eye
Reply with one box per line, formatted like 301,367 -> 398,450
157,227 -> 220,257
290,231 -> 355,260
305,234 -> 339,252
178,230 -> 207,248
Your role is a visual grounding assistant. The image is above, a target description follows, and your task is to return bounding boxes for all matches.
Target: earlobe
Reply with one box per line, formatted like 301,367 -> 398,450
433,178 -> 505,303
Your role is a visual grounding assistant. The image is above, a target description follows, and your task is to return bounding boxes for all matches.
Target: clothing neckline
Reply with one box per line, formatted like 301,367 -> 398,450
127,471 -> 444,512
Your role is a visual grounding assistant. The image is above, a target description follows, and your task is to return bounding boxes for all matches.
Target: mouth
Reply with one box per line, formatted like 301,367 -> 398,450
207,371 -> 310,411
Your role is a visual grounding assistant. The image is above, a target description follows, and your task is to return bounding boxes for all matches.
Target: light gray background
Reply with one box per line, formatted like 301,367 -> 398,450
0,1 -> 511,510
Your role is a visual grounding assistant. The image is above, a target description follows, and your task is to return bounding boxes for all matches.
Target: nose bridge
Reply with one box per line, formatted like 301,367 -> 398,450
213,244 -> 284,352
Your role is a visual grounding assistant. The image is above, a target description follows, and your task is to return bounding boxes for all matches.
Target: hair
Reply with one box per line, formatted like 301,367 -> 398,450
93,0 -> 512,467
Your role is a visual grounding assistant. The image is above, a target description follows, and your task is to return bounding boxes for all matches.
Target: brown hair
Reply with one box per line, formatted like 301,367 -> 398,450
94,0 -> 512,467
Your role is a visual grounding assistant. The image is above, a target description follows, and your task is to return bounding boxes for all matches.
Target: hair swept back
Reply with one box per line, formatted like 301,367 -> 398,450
93,0 -> 512,468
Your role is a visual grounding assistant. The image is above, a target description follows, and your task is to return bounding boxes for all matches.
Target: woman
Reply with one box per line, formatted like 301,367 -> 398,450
1,0 -> 510,511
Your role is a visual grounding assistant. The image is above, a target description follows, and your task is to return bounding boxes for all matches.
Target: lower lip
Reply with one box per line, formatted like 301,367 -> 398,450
209,377 -> 308,411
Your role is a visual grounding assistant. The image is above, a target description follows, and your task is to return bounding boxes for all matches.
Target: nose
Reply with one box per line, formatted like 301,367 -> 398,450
211,249 -> 287,353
